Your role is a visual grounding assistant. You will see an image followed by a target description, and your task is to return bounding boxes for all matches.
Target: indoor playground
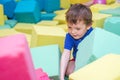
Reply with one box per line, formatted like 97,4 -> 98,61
0,0 -> 120,80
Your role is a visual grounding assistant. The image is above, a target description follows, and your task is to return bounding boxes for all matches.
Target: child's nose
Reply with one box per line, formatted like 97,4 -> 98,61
71,29 -> 76,34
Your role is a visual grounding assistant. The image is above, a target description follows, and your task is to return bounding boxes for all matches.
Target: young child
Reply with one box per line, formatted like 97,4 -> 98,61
60,4 -> 93,80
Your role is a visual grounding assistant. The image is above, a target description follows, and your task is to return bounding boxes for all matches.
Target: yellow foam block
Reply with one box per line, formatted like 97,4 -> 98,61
54,9 -> 68,15
0,4 -> 4,26
90,4 -> 113,12
4,15 -> 8,21
92,13 -> 111,28
69,0 -> 90,4
69,54 -> 120,80
53,14 -> 66,24
0,4 -> 3,15
0,29 -> 31,47
106,0 -> 115,4
36,20 -> 59,26
0,15 -> 4,26
14,23 -> 34,34
60,0 -> 70,9
31,26 -> 66,52
57,24 -> 68,32
109,3 -> 120,8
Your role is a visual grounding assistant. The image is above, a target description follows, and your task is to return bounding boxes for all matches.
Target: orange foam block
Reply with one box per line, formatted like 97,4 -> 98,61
0,34 -> 36,80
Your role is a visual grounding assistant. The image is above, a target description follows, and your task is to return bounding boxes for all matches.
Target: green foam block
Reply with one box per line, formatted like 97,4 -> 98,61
30,44 -> 61,79
104,17 -> 120,36
75,28 -> 120,71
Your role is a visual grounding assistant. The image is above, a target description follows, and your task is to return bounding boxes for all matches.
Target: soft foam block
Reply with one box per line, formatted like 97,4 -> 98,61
92,13 -> 111,28
5,20 -> 17,28
0,4 -> 4,26
60,0 -> 70,9
14,23 -> 34,34
0,29 -> 31,47
0,34 -> 36,80
90,4 -> 112,12
14,0 -> 40,23
31,26 -> 66,52
44,0 -> 60,13
35,68 -> 50,80
30,44 -> 61,80
36,0 -> 44,10
69,54 -> 120,80
0,0 -> 16,18
37,20 -> 59,26
104,17 -> 120,36
69,0 -> 90,4
53,14 -> 66,24
99,7 -> 120,16
75,28 -> 120,71
0,24 -> 11,29
41,13 -> 56,20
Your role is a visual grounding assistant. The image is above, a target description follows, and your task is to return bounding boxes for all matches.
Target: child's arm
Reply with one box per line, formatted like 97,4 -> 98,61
60,49 -> 71,80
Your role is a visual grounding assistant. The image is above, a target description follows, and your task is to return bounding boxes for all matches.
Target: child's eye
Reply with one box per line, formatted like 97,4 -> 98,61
76,28 -> 80,30
68,27 -> 71,29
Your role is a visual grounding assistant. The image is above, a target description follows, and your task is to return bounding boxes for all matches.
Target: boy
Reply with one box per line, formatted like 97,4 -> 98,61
60,4 -> 93,80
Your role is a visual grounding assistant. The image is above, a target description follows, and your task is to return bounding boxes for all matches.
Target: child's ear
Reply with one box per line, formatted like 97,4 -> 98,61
87,24 -> 92,30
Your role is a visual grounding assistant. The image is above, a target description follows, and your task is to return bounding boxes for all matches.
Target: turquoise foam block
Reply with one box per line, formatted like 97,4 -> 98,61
14,0 -> 41,23
75,28 -> 120,71
104,17 -> 120,36
5,20 -> 17,28
44,0 -> 60,13
30,44 -> 61,79
36,0 -> 44,10
41,13 -> 56,20
99,7 -> 120,16
0,24 -> 11,29
0,0 -> 16,19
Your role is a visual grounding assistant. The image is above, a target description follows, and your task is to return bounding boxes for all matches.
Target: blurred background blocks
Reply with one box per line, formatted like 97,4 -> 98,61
0,0 -> 16,19
99,7 -> 120,16
44,0 -> 60,13
41,12 -> 56,20
0,29 -> 31,47
14,23 -> 34,34
14,0 -> 40,23
37,20 -> 59,26
0,4 -> 4,26
69,0 -> 90,4
5,19 -> 17,28
92,13 -> 111,28
104,17 -> 120,36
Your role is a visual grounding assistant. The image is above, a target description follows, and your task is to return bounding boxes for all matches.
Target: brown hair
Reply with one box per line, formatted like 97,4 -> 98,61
66,4 -> 92,26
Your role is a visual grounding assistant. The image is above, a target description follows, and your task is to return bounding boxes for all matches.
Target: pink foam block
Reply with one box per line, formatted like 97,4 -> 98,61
35,68 -> 50,80
0,34 -> 36,80
94,0 -> 106,4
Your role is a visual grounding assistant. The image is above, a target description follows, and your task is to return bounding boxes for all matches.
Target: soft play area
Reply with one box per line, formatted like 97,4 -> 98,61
0,0 -> 120,80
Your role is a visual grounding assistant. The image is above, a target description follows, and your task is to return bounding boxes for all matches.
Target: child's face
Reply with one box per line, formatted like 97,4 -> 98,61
67,20 -> 91,39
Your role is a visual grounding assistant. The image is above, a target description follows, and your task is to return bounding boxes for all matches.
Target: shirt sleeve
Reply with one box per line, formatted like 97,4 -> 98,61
64,33 -> 74,50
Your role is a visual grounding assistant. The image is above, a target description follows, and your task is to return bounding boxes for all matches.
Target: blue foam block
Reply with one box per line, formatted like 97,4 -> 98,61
14,0 -> 41,23
44,0 -> 60,13
0,0 -> 16,19
41,13 -> 56,20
